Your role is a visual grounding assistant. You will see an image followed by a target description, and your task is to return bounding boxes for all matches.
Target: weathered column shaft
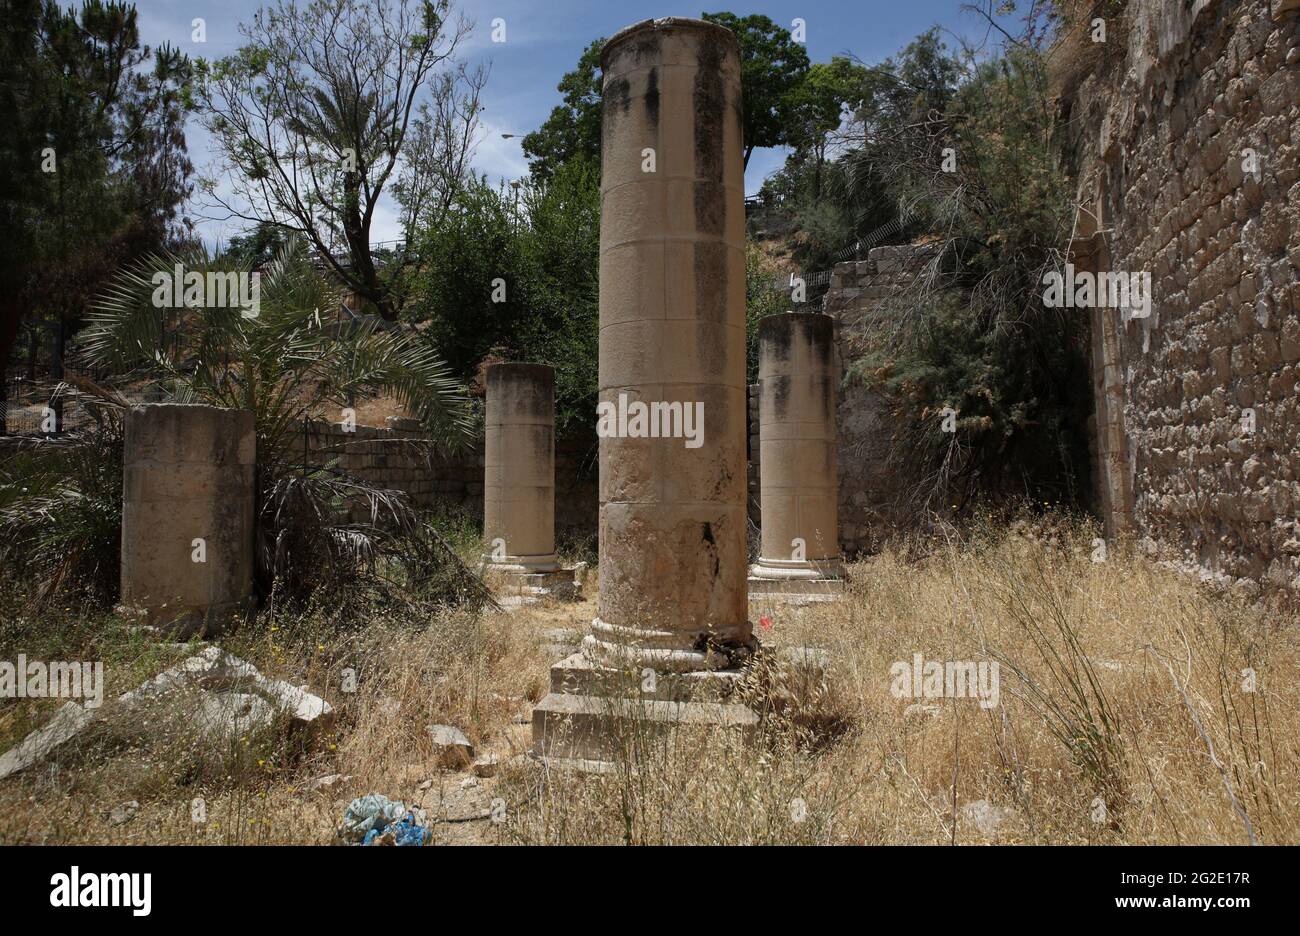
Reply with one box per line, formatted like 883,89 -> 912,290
483,363 -> 558,570
121,403 -> 255,631
593,17 -> 749,670
754,312 -> 841,577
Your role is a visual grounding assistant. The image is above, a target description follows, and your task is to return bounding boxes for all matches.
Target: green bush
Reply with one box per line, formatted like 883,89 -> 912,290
852,45 -> 1089,510
405,158 -> 599,435
745,244 -> 790,384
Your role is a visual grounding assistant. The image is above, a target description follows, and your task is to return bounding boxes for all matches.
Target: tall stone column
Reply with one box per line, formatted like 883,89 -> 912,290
590,16 -> 751,671
749,312 -> 844,597
121,403 -> 255,633
482,362 -> 559,575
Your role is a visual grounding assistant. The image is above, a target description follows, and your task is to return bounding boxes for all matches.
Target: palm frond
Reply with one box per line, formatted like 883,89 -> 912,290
68,221 -> 480,613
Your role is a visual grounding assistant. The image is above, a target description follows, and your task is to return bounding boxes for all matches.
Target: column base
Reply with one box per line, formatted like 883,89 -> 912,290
531,643 -> 832,770
481,552 -> 561,574
117,599 -> 250,638
530,652 -> 758,769
584,617 -> 756,672
748,558 -> 846,604
482,558 -> 584,609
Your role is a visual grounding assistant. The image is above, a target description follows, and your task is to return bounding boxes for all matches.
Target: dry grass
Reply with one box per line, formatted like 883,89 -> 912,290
1,515 -> 1296,845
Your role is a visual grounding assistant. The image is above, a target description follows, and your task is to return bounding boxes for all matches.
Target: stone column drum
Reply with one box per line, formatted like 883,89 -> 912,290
749,312 -> 844,594
121,403 -> 255,633
589,16 -> 751,671
482,363 -> 560,575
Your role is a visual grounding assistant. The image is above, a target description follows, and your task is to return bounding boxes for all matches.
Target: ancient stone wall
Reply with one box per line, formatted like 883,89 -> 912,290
302,417 -> 598,538
1065,0 -> 1300,595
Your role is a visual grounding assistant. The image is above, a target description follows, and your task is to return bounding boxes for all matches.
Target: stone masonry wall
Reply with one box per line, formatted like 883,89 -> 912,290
1065,0 -> 1300,595
303,417 -> 598,538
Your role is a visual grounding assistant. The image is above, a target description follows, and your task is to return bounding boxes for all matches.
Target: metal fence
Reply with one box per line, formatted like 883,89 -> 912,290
1,377 -> 46,435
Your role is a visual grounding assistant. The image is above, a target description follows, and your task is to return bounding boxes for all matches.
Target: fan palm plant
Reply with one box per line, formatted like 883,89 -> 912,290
73,236 -> 487,610
81,235 -> 474,464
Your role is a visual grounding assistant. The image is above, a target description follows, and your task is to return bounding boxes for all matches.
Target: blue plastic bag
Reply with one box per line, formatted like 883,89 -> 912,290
342,794 -> 430,846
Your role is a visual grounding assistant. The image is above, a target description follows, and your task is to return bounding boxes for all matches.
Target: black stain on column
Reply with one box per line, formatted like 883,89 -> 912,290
605,76 -> 631,118
701,521 -> 721,580
760,316 -> 796,419
625,35 -> 661,67
645,67 -> 659,129
601,74 -> 632,169
770,375 -> 792,419
693,40 -> 726,238
803,314 -> 835,370
692,241 -> 728,321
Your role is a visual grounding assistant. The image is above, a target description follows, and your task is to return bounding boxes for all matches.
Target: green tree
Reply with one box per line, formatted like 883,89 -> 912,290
514,160 -> 600,433
0,0 -> 192,431
849,44 -> 1086,512
524,13 -> 814,178
701,12 -> 810,167
785,56 -> 871,198
194,0 -> 480,321
0,0 -> 50,407
761,28 -> 962,269
406,159 -> 599,434
406,176 -> 523,379
83,239 -> 473,455
221,221 -> 293,268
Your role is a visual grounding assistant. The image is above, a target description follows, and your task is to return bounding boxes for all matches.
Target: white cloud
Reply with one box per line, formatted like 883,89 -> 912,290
368,200 -> 405,245
470,119 -> 531,184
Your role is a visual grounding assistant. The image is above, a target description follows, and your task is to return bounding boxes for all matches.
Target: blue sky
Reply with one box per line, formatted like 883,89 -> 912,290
131,0 -> 1015,247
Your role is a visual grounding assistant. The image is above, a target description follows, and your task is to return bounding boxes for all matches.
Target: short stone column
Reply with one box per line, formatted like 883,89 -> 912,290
482,363 -> 578,604
483,363 -> 558,572
749,312 -> 844,600
121,403 -> 255,633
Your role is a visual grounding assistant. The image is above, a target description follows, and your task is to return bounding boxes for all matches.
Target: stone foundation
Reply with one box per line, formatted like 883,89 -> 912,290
747,566 -> 846,604
483,564 -> 584,609
531,652 -> 758,767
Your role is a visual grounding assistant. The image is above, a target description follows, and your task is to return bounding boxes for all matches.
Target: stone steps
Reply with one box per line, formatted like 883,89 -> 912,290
487,565 -> 584,610
747,576 -> 846,604
531,689 -> 759,765
530,645 -> 832,767
546,651 -> 743,702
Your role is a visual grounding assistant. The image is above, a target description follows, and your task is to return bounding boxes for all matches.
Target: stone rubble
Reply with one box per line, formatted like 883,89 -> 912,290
0,646 -> 333,780
427,724 -> 475,769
